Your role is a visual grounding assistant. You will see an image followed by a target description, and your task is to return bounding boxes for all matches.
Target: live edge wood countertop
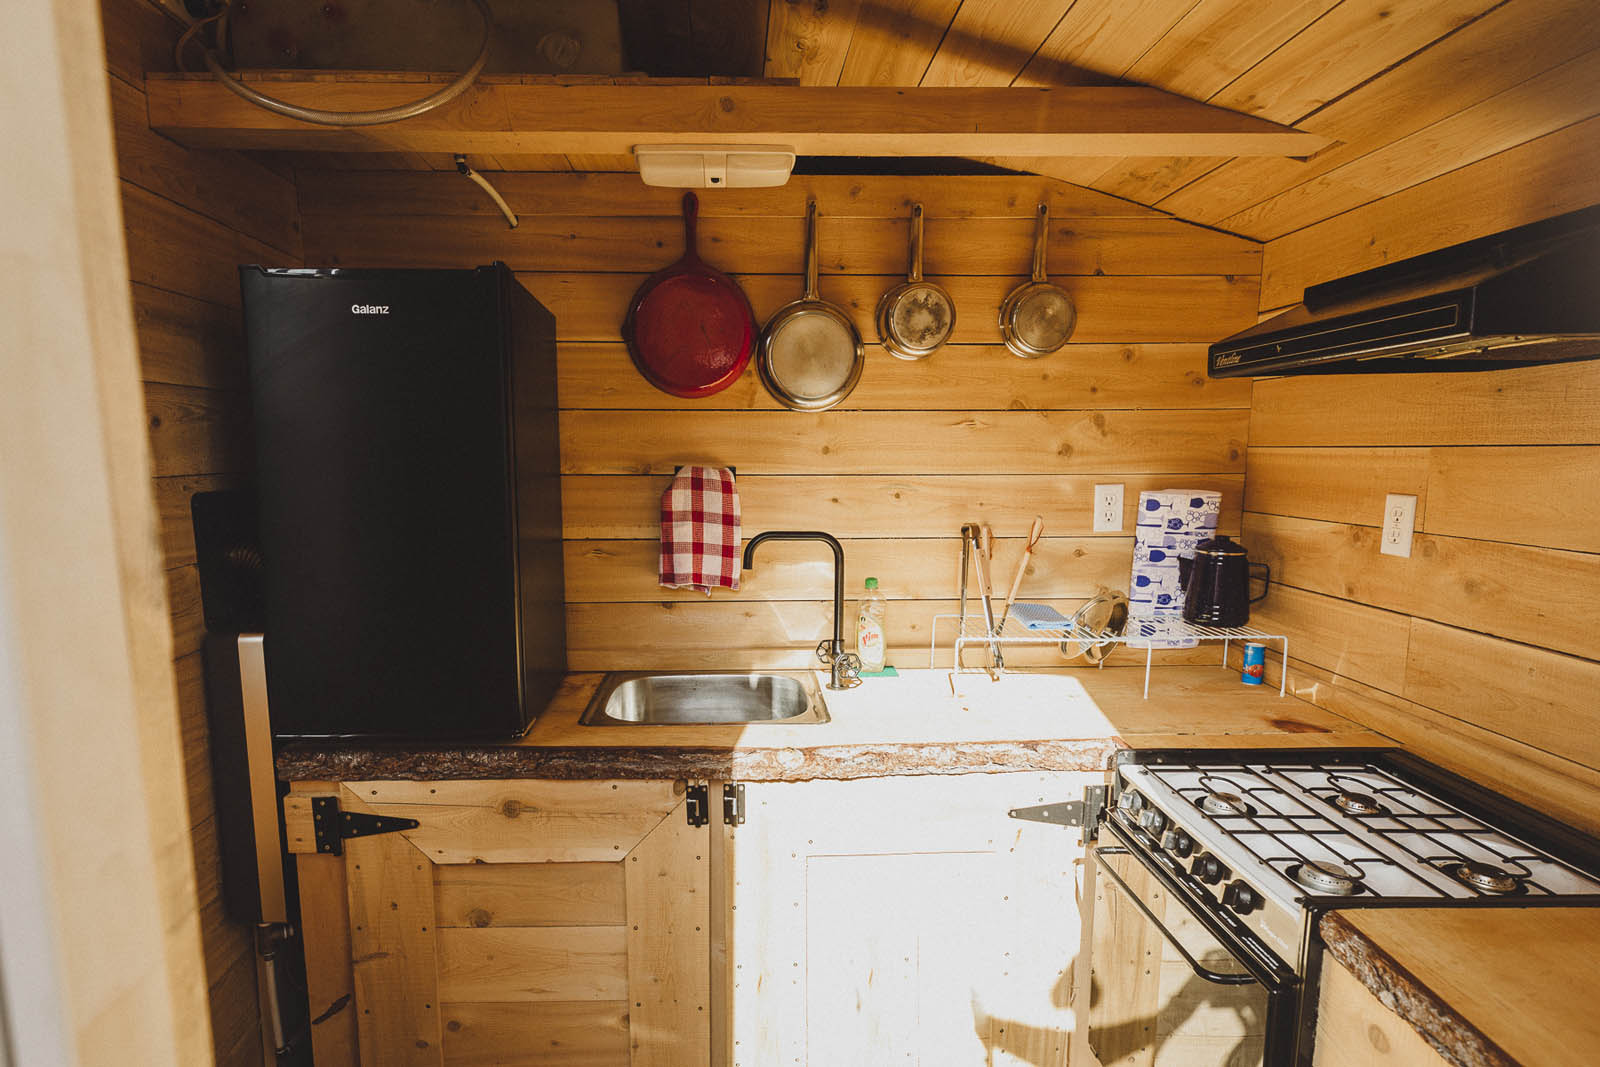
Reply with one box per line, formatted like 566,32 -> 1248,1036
1320,907 -> 1600,1067
274,665 -> 1390,782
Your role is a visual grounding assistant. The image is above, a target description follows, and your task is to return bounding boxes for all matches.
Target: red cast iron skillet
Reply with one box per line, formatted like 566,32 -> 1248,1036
622,191 -> 757,398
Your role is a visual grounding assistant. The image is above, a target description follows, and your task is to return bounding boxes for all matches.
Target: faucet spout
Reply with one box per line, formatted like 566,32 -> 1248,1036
742,530 -> 857,689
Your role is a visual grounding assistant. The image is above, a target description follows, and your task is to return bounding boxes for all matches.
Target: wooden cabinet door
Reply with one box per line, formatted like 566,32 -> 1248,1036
288,779 -> 710,1067
1311,962 -> 1449,1067
718,772 -> 1095,1067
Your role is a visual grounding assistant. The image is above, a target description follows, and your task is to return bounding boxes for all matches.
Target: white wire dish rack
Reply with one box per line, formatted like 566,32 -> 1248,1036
929,613 -> 1289,698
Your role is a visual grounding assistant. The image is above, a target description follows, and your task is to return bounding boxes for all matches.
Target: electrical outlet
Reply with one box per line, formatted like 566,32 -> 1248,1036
1093,484 -> 1124,532
1381,494 -> 1417,558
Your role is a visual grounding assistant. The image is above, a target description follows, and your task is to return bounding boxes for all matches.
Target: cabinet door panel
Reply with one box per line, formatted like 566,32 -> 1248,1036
341,779 -> 683,863
436,926 -> 629,1002
346,825 -> 442,1065
439,1001 -> 631,1066
722,772 -> 1092,1067
292,779 -> 710,1067
806,851 -> 1005,1063
626,801 -> 713,1067
1312,961 -> 1449,1067
434,862 -> 628,928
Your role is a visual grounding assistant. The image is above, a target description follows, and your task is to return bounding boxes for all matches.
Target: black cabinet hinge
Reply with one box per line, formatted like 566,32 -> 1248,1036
1008,784 -> 1108,839
311,796 -> 420,856
723,783 -> 746,826
685,783 -> 710,827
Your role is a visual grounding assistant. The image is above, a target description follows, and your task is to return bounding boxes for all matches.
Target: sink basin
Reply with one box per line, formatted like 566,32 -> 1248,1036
580,671 -> 829,726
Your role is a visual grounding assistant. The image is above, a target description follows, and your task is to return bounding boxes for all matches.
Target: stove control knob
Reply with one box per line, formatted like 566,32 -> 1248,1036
1118,790 -> 1146,813
1159,828 -> 1193,858
1137,809 -> 1167,835
1191,853 -> 1229,885
1222,880 -> 1259,914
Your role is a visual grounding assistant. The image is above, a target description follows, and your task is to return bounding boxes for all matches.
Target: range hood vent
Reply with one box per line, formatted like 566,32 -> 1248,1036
1209,206 -> 1600,377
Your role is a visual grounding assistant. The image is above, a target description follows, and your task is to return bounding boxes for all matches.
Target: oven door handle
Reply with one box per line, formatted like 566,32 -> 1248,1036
1096,849 -> 1259,987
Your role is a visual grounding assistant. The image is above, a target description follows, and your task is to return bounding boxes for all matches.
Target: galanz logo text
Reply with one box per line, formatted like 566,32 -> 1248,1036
351,304 -> 390,314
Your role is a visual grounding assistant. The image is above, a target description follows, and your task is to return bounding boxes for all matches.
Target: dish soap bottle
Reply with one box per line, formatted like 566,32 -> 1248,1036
856,577 -> 887,674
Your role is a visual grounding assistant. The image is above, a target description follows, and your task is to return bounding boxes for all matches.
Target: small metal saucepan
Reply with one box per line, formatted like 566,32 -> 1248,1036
999,203 -> 1076,359
757,200 -> 864,411
876,202 -> 955,360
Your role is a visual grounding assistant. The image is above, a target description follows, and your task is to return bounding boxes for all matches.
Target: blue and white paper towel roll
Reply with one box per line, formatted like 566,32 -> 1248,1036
1128,489 -> 1221,649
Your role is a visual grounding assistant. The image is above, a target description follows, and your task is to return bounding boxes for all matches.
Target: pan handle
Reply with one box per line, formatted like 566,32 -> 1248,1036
1031,203 -> 1051,284
908,202 -> 925,283
680,191 -> 700,261
804,200 -> 821,300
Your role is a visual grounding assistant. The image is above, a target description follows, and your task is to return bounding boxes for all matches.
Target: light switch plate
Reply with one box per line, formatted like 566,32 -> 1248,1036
1381,494 -> 1417,558
1093,484 -> 1124,532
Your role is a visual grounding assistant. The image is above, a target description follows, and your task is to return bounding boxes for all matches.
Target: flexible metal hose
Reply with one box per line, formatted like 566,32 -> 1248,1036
201,0 -> 494,127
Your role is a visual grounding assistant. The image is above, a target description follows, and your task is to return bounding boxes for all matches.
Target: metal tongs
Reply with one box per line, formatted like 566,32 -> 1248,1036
957,522 -> 1003,676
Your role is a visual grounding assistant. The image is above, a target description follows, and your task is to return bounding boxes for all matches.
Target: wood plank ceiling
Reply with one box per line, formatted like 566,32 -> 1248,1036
581,0 -> 1600,245
753,0 -> 1600,243
268,0 -> 1598,244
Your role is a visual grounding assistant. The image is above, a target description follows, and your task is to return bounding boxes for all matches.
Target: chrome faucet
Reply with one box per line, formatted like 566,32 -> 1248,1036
742,530 -> 861,690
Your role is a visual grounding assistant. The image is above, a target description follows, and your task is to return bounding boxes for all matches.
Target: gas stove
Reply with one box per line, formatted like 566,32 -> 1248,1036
1083,749 -> 1600,1067
1105,750 -> 1600,973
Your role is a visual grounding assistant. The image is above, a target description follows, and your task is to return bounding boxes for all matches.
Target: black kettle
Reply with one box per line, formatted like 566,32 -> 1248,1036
1177,536 -> 1270,627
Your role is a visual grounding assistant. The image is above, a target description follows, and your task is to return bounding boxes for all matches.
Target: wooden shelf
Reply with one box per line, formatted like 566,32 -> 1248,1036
145,74 -> 1329,158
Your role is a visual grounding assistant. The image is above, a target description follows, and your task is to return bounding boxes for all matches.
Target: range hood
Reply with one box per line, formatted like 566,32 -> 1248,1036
1209,208 -> 1600,377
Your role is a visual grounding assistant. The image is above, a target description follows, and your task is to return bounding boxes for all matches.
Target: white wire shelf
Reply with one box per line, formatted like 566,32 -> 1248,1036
929,613 -> 1288,698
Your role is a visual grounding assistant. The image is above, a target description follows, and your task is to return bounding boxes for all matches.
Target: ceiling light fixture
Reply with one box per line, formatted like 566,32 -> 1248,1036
633,144 -> 796,188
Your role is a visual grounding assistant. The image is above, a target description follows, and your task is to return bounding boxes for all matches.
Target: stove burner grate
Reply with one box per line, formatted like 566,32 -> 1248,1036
1293,859 -> 1363,895
1127,760 -> 1600,904
1193,774 -> 1258,817
1330,790 -> 1386,816
1448,860 -> 1526,895
1199,790 -> 1253,817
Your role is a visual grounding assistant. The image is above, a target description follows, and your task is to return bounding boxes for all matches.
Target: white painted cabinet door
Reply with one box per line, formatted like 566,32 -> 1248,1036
719,772 -> 1097,1067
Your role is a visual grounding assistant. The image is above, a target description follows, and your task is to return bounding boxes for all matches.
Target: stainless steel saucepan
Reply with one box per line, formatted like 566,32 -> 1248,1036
758,200 -> 865,411
999,203 -> 1076,358
876,202 -> 955,360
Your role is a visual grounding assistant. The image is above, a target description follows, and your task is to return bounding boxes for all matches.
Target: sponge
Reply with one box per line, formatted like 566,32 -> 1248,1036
1007,603 -> 1071,631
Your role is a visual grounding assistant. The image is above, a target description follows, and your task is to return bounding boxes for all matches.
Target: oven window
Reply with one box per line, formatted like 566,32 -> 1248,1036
1088,847 -> 1268,1066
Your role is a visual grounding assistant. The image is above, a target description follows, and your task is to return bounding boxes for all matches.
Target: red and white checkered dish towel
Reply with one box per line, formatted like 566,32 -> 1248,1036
660,466 -> 741,595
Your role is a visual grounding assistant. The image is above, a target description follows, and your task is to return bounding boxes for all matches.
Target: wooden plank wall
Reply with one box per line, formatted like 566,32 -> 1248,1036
295,171 -> 1261,670
102,1 -> 302,1062
1243,125 -> 1600,833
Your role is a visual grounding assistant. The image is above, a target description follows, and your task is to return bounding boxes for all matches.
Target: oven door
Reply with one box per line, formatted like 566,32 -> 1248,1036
1087,843 -> 1294,1066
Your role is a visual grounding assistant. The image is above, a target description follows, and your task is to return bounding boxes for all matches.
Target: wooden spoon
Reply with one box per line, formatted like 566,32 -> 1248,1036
998,516 -> 1045,631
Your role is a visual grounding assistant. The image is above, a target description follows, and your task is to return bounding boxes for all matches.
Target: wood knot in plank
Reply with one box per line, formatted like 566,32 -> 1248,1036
1270,719 -> 1329,734
310,994 -> 351,1026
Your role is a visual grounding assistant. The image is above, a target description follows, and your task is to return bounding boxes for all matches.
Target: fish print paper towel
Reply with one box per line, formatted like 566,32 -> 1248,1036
1129,489 -> 1220,649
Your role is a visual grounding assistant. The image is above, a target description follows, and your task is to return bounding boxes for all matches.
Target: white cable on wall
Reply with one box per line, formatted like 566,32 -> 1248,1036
456,155 -> 520,229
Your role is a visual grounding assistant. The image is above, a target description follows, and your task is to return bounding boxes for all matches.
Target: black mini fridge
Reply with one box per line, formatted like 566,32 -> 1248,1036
238,262 -> 565,740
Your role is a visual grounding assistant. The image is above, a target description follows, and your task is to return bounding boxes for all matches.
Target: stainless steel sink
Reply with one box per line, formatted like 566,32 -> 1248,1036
580,671 -> 829,726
